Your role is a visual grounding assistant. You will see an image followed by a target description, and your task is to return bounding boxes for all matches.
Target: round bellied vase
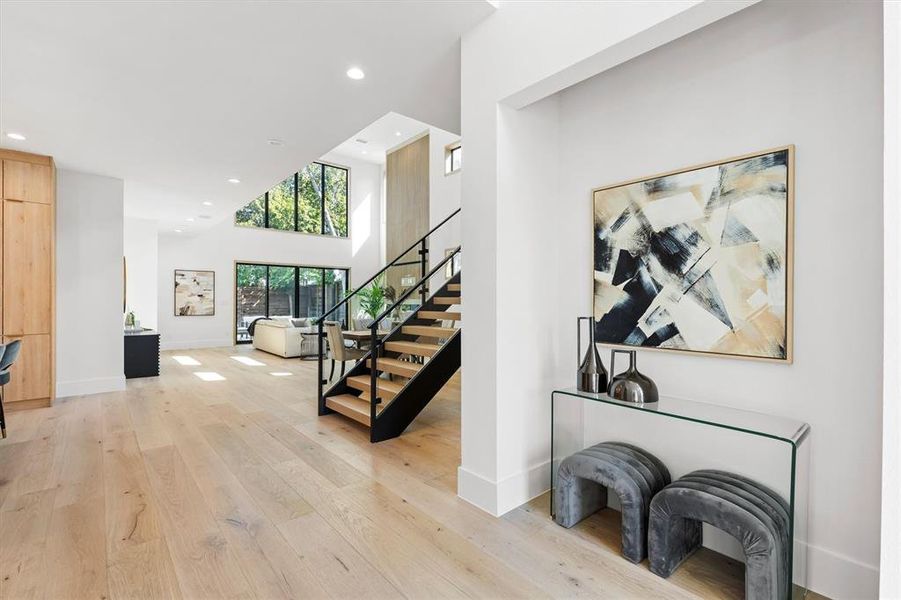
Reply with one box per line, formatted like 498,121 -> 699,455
608,349 -> 658,404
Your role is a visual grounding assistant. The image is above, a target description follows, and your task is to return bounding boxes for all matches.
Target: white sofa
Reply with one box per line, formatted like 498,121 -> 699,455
252,318 -> 318,358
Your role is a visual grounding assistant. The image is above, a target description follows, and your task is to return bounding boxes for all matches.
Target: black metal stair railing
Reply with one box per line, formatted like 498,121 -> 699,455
314,209 -> 460,414
365,246 -> 461,425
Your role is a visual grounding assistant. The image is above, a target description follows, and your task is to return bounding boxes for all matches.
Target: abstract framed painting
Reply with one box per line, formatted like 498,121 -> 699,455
593,146 -> 793,362
174,269 -> 216,316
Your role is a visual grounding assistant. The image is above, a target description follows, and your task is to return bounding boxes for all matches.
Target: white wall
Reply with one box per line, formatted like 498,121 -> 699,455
458,0 -> 754,515
156,153 -> 382,349
124,217 -> 158,330
428,128 -> 462,292
460,1 -> 883,597
56,169 -> 126,397
557,3 -> 883,596
882,1 -> 900,597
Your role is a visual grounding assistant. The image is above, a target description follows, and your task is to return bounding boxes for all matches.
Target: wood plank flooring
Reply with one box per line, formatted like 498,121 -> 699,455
0,345 -> 788,599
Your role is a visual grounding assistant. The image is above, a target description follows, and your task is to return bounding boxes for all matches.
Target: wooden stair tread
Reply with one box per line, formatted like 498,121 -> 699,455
417,310 -> 461,321
367,357 -> 421,378
325,394 -> 381,427
432,297 -> 461,305
384,340 -> 441,357
347,375 -> 404,398
402,325 -> 458,338
447,283 -> 461,292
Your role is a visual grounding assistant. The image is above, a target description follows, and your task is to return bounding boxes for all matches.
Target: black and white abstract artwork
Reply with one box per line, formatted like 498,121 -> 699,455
593,147 -> 792,361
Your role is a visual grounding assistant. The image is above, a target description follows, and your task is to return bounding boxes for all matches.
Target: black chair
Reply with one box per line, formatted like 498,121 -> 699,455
0,340 -> 22,438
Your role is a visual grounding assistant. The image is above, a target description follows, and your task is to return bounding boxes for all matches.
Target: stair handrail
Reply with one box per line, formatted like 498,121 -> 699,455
369,246 -> 461,326
316,208 -> 460,418
314,208 -> 460,325
367,246 -> 461,424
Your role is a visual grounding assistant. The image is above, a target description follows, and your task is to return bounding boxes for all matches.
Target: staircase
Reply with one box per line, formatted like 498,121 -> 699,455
314,210 -> 461,442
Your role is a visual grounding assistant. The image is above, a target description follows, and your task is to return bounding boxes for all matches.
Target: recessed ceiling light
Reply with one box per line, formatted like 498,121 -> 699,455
199,214 -> 212,219
395,131 -> 402,137
267,138 -> 284,146
186,217 -> 195,222
361,150 -> 367,155
227,178 -> 241,184
202,201 -> 213,206
174,229 -> 183,233
355,138 -> 368,144
346,67 -> 365,80
6,132 -> 26,141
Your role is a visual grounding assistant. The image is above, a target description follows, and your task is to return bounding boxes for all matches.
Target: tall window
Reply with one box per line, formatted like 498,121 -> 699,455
235,263 -> 349,343
235,162 -> 348,237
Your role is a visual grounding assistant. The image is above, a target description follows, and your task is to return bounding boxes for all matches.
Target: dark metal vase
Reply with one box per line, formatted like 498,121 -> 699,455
608,349 -> 658,404
577,317 -> 608,393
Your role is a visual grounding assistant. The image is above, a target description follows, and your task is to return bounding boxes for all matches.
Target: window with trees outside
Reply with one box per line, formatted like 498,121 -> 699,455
235,262 -> 349,343
235,162 -> 348,237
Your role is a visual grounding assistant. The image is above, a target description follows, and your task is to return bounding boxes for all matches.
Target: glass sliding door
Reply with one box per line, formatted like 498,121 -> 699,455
235,264 -> 268,342
267,266 -> 296,321
323,268 -> 348,327
297,267 -> 324,323
235,263 -> 349,343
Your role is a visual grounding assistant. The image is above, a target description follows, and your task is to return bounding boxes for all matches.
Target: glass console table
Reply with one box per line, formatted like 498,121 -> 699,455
551,387 -> 811,599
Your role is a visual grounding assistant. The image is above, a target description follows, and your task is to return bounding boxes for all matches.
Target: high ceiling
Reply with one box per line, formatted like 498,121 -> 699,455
330,112 -> 454,166
0,1 -> 492,230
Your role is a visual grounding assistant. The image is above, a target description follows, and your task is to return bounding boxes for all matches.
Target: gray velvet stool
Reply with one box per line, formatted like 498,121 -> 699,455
648,469 -> 791,600
554,441 -> 671,563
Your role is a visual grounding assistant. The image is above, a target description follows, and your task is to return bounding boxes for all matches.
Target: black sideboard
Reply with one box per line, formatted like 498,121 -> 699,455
124,329 -> 160,379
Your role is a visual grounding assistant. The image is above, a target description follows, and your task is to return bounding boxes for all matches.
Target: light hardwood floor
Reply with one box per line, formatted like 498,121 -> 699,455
0,346 -> 793,599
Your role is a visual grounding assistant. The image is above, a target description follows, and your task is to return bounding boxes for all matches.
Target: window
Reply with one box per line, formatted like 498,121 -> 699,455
235,262 -> 349,343
235,195 -> 265,228
445,143 -> 462,175
235,162 -> 348,237
267,175 -> 295,231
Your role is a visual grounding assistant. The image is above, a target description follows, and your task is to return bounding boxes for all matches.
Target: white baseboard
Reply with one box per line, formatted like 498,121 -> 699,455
160,338 -> 233,351
457,465 -> 500,515
457,460 -> 551,517
807,541 -> 879,599
56,375 -> 126,398
496,460 -> 551,516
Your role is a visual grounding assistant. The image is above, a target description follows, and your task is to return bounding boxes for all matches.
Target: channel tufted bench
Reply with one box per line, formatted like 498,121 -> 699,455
554,441 -> 671,563
648,470 -> 791,600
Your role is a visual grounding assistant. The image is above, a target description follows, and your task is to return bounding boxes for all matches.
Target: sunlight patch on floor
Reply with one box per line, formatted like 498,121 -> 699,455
270,372 -> 293,377
231,355 -> 266,366
172,355 -> 201,366
193,372 -> 226,381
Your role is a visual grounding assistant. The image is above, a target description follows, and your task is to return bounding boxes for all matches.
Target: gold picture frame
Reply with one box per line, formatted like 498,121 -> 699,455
591,145 -> 794,363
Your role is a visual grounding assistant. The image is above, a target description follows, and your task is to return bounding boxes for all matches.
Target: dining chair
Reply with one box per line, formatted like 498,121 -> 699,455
325,322 -> 366,380
0,340 -> 22,439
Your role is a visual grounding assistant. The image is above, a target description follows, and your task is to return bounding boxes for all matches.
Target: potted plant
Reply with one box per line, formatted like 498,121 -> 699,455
351,276 -> 387,330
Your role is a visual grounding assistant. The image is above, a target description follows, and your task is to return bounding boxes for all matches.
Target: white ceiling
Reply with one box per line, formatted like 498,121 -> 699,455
0,1 -> 493,231
329,112 -> 454,166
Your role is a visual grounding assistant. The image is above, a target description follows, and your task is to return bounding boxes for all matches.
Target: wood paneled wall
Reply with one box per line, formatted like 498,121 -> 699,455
1,148 -> 55,410
385,135 -> 429,293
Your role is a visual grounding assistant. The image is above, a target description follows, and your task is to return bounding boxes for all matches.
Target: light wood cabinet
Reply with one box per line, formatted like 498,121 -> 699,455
2,334 -> 52,404
3,200 -> 52,334
3,160 -> 53,205
0,149 -> 55,410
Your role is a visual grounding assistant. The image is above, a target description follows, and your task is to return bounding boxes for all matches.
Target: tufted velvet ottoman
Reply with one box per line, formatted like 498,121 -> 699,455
648,469 -> 791,600
553,441 -> 671,563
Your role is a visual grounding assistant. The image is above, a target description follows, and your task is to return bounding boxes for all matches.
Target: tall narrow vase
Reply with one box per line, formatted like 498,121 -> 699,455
577,317 -> 608,393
